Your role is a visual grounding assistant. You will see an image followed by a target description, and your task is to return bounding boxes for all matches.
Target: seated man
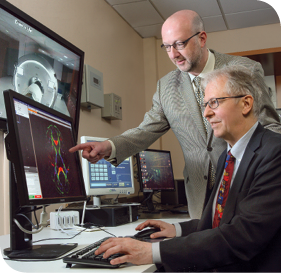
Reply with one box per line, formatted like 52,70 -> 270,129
94,66 -> 281,272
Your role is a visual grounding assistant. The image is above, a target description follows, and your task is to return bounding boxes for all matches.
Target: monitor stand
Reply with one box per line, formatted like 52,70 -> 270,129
4,243 -> 77,259
85,196 -> 102,209
141,192 -> 161,213
4,162 -> 77,259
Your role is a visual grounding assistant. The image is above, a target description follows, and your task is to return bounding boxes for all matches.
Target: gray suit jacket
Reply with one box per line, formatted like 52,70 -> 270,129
159,124 -> 281,272
110,50 -> 281,219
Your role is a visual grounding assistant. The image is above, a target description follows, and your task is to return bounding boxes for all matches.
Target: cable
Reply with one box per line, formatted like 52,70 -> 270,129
97,226 -> 116,237
13,219 -> 43,234
40,205 -> 48,227
110,194 -> 119,204
154,191 -> 161,200
14,205 -> 51,234
142,191 -> 153,204
16,213 -> 40,230
17,205 -> 49,215
33,228 -> 86,243
33,222 -> 117,243
33,207 -> 39,227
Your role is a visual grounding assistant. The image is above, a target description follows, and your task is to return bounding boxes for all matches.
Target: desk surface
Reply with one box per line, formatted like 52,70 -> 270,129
0,215 -> 190,273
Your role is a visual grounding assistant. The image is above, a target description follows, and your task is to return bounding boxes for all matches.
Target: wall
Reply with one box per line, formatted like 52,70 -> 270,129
207,23 -> 281,54
0,0 -> 146,235
142,38 -> 161,150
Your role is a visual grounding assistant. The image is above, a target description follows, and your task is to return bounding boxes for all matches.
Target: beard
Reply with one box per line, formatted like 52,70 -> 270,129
174,48 -> 203,73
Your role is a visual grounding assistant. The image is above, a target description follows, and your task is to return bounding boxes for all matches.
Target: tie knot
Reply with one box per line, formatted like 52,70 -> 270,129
193,76 -> 201,88
227,151 -> 235,162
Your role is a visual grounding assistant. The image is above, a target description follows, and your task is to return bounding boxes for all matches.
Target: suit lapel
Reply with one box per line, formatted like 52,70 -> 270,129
220,150 -> 255,224
198,152 -> 227,230
220,124 -> 265,225
178,72 -> 211,142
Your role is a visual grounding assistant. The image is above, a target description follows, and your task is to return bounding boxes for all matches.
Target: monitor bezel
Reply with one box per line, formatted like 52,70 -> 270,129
4,89 -> 87,207
136,148 -> 176,193
0,0 -> 84,139
80,136 -> 135,197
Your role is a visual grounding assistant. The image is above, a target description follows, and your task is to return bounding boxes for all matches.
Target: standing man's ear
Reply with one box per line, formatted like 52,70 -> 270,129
199,31 -> 207,48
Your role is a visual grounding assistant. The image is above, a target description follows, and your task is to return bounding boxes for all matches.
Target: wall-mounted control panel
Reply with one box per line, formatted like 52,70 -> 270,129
101,93 -> 122,120
81,64 -> 104,109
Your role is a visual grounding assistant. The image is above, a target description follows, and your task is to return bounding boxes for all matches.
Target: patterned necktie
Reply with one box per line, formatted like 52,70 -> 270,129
212,151 -> 235,228
193,76 -> 208,133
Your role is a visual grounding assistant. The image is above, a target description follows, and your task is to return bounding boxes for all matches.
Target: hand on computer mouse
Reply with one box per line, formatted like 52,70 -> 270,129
134,227 -> 161,239
135,220 -> 176,238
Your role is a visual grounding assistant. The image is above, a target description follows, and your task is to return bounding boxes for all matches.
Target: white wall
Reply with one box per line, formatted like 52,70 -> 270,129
207,23 -> 281,54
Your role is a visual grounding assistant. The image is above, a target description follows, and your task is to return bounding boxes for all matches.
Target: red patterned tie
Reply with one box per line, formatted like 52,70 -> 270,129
212,151 -> 235,228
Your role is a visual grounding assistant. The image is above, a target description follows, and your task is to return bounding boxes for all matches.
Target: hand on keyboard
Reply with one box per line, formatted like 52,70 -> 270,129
63,237 -> 125,268
94,237 -> 153,266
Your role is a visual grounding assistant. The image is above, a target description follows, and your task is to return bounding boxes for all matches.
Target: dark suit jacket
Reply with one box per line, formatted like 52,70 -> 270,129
159,123 -> 281,272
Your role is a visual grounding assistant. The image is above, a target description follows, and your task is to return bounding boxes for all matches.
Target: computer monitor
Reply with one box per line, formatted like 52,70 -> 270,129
0,0 -> 84,139
81,136 -> 135,207
3,89 -> 87,259
136,149 -> 175,212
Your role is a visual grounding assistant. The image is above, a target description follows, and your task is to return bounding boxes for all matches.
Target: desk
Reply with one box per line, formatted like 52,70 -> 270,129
0,216 -> 190,272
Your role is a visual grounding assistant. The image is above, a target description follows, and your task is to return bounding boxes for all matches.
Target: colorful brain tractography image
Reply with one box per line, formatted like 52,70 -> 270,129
46,125 -> 70,195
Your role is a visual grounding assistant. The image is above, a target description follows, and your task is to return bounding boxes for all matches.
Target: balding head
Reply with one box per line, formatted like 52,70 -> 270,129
162,10 -> 204,38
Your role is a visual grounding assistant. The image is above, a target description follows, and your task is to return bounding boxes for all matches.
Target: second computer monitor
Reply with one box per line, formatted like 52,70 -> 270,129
136,149 -> 175,192
80,136 -> 135,206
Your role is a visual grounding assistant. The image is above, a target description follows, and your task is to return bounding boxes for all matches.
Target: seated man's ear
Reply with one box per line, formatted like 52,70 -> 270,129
242,95 -> 254,116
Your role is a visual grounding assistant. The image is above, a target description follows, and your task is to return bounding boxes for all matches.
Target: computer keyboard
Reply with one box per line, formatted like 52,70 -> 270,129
63,237 -> 125,268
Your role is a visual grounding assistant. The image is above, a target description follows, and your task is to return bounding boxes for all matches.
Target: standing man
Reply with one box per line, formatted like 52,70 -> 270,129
94,66 -> 281,272
70,10 -> 281,219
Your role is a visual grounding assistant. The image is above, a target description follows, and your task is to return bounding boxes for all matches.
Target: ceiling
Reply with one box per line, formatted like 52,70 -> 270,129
104,0 -> 280,39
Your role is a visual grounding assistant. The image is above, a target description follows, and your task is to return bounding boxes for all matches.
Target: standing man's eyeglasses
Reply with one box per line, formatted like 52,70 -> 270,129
161,32 -> 201,52
201,95 -> 247,109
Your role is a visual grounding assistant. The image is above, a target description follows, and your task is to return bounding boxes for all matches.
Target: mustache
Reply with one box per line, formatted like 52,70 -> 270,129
174,57 -> 185,61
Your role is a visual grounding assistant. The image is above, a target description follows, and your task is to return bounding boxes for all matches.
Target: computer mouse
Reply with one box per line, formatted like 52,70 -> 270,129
134,227 -> 161,239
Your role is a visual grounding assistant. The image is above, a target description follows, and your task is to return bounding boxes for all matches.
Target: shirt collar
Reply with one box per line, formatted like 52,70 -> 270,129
227,122 -> 259,162
188,49 -> 215,82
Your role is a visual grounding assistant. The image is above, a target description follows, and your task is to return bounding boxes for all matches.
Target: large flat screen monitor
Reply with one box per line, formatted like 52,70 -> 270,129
3,89 -> 86,259
0,0 -> 84,138
81,136 -> 135,207
136,149 -> 175,212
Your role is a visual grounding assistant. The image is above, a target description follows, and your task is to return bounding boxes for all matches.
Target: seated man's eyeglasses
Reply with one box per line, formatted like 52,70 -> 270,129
161,32 -> 200,52
201,95 -> 247,109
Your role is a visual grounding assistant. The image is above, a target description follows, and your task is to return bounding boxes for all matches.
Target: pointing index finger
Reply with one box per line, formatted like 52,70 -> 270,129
69,143 -> 89,153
